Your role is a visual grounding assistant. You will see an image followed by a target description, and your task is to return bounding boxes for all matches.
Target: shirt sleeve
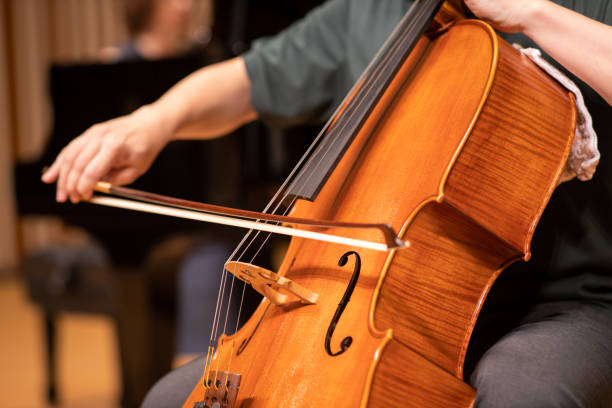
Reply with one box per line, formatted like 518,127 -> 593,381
242,0 -> 351,128
551,0 -> 612,22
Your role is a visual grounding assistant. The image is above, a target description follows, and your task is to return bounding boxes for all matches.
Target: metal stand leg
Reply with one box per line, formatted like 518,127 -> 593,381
45,312 -> 57,405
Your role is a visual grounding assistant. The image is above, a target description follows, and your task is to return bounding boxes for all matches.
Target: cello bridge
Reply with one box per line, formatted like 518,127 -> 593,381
225,261 -> 319,306
193,370 -> 241,408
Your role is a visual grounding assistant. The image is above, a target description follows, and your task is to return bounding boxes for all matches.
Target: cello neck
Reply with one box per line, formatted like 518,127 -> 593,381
285,0 -> 448,201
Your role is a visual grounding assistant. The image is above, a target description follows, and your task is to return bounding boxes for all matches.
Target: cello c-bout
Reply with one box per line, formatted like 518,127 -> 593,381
184,5 -> 576,408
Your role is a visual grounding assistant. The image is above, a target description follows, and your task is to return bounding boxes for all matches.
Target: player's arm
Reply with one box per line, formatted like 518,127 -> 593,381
465,0 -> 612,105
42,57 -> 256,203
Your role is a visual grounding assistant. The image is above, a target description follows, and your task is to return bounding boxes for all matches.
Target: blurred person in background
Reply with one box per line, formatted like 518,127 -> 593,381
101,0 -> 209,62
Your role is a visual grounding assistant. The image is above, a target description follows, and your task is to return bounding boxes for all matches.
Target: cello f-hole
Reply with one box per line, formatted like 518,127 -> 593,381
325,251 -> 361,356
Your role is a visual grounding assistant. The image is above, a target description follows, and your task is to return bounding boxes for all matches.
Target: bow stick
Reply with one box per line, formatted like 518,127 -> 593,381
87,182 -> 408,252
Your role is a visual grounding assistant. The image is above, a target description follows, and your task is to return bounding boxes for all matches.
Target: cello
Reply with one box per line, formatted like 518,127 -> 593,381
89,0 -> 576,406
178,0 -> 575,405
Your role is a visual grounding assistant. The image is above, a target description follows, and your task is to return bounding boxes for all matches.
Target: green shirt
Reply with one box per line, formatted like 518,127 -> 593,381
242,0 -> 612,310
244,0 -> 411,127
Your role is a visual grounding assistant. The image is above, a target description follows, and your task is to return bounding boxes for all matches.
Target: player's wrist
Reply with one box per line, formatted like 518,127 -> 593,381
518,0 -> 547,35
133,103 -> 177,146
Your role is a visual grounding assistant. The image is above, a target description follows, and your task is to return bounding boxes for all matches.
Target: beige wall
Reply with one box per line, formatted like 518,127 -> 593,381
0,0 -> 212,271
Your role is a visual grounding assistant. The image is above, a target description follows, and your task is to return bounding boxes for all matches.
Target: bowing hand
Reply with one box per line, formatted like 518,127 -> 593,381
41,106 -> 172,203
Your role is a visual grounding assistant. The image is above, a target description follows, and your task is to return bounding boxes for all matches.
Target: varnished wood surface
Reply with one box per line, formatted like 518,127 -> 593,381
372,22 -> 575,381
444,38 -> 575,256
368,339 -> 476,408
374,202 -> 519,379
184,19 -> 575,408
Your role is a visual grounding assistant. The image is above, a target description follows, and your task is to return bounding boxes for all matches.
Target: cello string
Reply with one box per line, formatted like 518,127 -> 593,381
210,261 -> 243,388
204,1 -> 431,387
217,0 -> 432,267
205,0 -> 433,384
204,0 -> 437,387
202,258 -> 233,387
223,0 -> 435,263
218,0 -> 430,249
218,12 -> 432,388
274,0 -> 435,207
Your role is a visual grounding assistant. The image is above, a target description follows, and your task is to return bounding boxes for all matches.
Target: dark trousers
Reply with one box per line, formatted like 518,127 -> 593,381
469,301 -> 612,407
141,300 -> 612,407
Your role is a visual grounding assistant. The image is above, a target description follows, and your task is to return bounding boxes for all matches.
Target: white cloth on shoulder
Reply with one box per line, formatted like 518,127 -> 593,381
517,46 -> 600,184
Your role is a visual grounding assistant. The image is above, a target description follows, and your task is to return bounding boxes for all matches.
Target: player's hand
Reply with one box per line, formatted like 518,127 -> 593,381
464,0 -> 545,33
41,106 -> 172,203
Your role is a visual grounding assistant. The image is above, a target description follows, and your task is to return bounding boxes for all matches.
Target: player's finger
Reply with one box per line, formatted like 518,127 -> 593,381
75,142 -> 122,201
103,167 -> 140,187
66,139 -> 102,203
41,158 -> 61,184
56,138 -> 87,202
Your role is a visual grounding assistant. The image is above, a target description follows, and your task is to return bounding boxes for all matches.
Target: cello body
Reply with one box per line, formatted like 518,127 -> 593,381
184,18 -> 576,408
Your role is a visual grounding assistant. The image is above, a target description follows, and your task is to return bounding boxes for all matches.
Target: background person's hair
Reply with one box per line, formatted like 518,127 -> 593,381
125,0 -> 154,36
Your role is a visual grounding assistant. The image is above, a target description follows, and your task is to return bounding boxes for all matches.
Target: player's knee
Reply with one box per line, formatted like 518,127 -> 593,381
470,347 -> 610,408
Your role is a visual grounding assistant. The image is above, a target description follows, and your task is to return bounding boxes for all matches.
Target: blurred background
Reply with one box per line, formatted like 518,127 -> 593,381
0,0 -> 323,406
